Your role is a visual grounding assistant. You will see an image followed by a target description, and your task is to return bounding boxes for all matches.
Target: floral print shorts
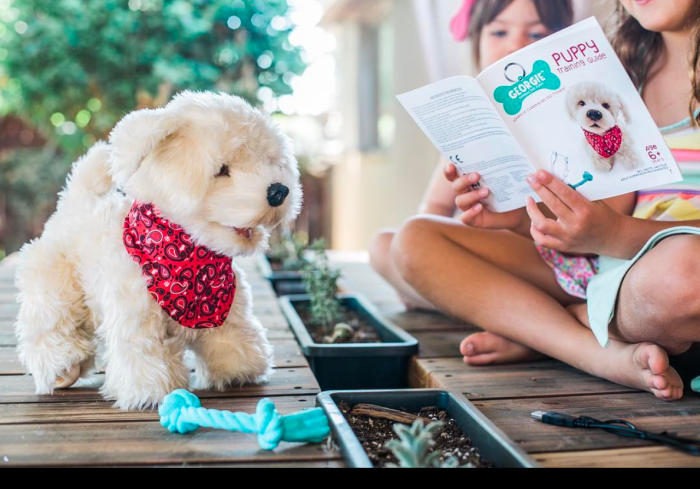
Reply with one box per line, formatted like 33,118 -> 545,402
537,246 -> 600,300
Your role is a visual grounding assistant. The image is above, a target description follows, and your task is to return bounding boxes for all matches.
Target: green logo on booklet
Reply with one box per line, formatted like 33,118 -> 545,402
494,60 -> 561,116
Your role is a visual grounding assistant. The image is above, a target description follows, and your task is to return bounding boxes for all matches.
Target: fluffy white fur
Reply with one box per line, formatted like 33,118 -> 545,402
14,91 -> 302,410
566,81 -> 638,172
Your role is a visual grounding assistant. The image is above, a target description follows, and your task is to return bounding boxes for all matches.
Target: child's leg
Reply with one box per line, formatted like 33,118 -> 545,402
567,236 -> 700,355
610,236 -> 700,355
392,216 -> 683,400
370,229 -> 436,311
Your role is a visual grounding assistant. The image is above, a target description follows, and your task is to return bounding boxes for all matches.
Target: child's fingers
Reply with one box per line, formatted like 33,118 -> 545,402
455,188 -> 489,212
460,204 -> 484,226
444,163 -> 459,183
452,173 -> 482,194
530,223 -> 566,250
526,175 -> 574,222
533,170 -> 587,215
525,197 -> 564,237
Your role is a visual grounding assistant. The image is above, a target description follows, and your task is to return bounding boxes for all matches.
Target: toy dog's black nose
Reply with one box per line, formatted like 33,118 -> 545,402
587,110 -> 603,122
267,183 -> 290,208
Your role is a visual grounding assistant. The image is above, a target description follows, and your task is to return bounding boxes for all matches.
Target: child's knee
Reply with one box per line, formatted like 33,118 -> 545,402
626,238 -> 700,319
392,217 -> 436,279
369,229 -> 396,275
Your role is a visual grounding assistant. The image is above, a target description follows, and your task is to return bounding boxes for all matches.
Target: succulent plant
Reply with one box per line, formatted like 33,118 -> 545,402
322,323 -> 354,344
386,420 -> 465,469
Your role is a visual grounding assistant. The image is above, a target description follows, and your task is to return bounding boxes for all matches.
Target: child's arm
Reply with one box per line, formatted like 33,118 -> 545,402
418,159 -> 458,216
611,216 -> 700,259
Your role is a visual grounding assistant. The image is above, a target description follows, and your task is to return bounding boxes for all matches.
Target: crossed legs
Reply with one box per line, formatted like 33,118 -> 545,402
390,216 -> 692,400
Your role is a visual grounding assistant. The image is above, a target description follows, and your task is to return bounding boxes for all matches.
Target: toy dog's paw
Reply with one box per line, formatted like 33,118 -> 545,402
54,364 -> 82,390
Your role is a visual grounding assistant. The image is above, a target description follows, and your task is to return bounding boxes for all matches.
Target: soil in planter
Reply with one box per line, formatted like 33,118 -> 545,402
338,402 -> 491,469
294,302 -> 383,344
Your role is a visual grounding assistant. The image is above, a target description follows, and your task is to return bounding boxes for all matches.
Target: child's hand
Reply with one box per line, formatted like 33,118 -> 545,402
525,170 -> 622,255
445,164 -> 527,231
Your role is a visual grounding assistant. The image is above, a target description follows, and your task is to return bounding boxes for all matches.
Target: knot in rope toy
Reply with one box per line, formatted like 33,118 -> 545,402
159,390 -> 331,451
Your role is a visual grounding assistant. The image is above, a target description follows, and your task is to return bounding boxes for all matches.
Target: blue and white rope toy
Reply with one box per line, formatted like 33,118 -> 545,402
159,390 -> 331,451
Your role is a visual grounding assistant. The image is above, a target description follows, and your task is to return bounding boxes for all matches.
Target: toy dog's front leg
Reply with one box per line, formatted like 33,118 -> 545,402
98,298 -> 190,410
189,282 -> 274,390
15,239 -> 96,394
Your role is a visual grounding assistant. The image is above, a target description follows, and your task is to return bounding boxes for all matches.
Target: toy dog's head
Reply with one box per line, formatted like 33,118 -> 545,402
566,81 -> 629,136
108,91 -> 302,257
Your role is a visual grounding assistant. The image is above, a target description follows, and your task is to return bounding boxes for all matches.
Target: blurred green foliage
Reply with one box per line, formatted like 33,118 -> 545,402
0,0 -> 307,253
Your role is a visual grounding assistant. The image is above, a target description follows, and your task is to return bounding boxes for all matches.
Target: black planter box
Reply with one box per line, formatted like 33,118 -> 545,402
317,390 -> 539,468
279,294 -> 419,391
257,254 -> 308,296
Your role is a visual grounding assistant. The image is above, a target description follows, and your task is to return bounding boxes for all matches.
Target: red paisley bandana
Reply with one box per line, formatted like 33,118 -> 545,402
584,126 -> 623,159
123,202 -> 236,329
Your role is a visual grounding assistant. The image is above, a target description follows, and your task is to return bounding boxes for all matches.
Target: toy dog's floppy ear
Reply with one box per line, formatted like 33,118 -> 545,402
565,88 -> 579,121
615,93 -> 630,125
108,107 -> 179,187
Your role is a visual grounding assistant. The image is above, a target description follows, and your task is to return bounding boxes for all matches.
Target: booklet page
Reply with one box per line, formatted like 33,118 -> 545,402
477,17 -> 682,203
397,76 -> 537,213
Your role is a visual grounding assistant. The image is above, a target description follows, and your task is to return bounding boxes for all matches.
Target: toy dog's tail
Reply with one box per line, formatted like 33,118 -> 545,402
61,142 -> 115,203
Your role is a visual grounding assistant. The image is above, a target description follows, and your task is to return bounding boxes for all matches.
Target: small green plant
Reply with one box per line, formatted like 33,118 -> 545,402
267,230 -> 309,271
0,247 -> 5,262
302,239 -> 342,335
386,420 -> 465,469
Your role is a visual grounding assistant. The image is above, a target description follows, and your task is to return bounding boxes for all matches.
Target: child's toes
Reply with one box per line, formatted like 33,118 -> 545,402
463,352 -> 500,366
636,343 -> 670,376
460,337 -> 476,357
460,332 -> 502,357
649,374 -> 669,392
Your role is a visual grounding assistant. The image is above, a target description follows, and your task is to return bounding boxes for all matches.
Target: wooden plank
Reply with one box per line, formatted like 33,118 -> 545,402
0,346 -> 20,374
413,331 -> 469,359
378,305 -> 479,334
0,340 -> 307,375
0,368 -> 320,404
414,357 -> 636,399
150,461 -> 346,468
0,330 -> 14,347
0,420 -> 338,467
473,393 -> 700,454
535,447 -> 700,468
0,290 -> 16,301
0,396 -> 319,425
0,304 -> 16,321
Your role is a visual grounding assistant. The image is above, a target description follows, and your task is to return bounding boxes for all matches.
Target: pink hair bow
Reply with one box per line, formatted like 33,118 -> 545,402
450,0 -> 479,41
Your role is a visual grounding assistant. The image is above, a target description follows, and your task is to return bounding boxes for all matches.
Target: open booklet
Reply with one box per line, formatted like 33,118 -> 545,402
397,17 -> 682,213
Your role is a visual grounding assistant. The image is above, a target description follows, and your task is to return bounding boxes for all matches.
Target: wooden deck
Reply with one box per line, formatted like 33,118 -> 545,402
0,255 -> 342,468
1,253 -> 699,468
333,255 -> 700,469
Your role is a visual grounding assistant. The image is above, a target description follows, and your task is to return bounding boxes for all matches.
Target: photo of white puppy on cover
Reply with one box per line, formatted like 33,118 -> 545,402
566,81 -> 638,172
14,91 -> 302,410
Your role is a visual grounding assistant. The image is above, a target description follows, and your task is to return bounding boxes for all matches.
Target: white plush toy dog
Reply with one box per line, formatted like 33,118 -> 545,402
566,81 -> 638,172
14,91 -> 302,410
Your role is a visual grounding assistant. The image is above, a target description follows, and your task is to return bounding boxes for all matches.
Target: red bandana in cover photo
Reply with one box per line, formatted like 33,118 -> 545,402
123,202 -> 236,329
584,126 -> 623,159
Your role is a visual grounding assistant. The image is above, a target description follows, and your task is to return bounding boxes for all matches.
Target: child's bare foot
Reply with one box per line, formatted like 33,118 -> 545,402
597,342 -> 684,401
460,332 -> 545,365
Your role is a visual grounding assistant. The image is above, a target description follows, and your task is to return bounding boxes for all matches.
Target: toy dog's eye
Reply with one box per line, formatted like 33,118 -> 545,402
578,101 -> 586,107
602,103 -> 611,109
215,165 -> 230,178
